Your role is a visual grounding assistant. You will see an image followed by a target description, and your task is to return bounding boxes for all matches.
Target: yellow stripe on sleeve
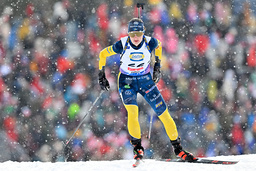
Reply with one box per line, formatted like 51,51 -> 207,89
155,40 -> 162,60
99,46 -> 117,70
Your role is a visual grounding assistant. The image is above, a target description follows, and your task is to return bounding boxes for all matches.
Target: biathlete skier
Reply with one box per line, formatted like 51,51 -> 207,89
98,18 -> 197,162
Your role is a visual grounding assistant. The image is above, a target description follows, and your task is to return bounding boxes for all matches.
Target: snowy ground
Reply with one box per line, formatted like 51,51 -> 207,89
0,154 -> 255,171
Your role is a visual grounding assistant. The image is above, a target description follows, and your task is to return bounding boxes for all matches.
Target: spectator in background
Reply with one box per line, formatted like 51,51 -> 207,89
0,0 -> 255,162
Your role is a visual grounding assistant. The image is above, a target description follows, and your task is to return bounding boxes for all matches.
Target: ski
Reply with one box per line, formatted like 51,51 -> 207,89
132,159 -> 141,167
158,158 -> 238,165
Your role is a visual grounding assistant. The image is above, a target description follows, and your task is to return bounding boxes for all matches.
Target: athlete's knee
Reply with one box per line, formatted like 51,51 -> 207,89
154,102 -> 167,116
125,105 -> 138,116
158,109 -> 172,120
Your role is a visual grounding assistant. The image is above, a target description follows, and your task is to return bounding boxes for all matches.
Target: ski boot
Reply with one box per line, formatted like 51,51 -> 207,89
131,139 -> 144,160
171,138 -> 197,162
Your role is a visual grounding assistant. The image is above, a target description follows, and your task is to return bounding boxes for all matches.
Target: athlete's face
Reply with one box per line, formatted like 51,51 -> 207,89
129,31 -> 144,46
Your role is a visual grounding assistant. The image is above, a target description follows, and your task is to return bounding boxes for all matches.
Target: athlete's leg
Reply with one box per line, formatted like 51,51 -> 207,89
144,86 -> 179,140
118,73 -> 144,159
118,73 -> 141,140
138,76 -> 178,140
158,109 -> 178,140
125,104 -> 141,139
138,74 -> 197,161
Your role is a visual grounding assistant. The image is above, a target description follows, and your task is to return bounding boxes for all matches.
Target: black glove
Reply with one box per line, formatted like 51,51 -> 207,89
98,68 -> 110,91
153,63 -> 161,83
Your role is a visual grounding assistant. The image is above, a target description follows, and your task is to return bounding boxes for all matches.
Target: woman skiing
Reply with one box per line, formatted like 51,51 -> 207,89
98,17 -> 197,162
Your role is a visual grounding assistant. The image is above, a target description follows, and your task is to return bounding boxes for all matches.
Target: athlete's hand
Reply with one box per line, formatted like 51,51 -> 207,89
99,69 -> 110,91
153,63 -> 161,83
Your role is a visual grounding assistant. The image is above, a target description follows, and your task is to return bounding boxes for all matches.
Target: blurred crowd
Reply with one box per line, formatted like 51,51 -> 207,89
0,0 -> 256,162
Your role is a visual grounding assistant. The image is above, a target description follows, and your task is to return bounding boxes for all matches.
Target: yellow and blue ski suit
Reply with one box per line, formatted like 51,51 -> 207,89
99,35 -> 178,141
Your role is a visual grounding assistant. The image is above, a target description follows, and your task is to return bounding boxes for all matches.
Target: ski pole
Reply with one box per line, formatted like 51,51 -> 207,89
64,90 -> 104,147
147,111 -> 153,140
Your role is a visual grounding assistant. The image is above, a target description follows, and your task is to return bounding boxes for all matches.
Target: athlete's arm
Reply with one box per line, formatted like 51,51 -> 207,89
148,37 -> 162,63
149,37 -> 162,83
99,40 -> 123,70
99,46 -> 116,70
155,39 -> 162,62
